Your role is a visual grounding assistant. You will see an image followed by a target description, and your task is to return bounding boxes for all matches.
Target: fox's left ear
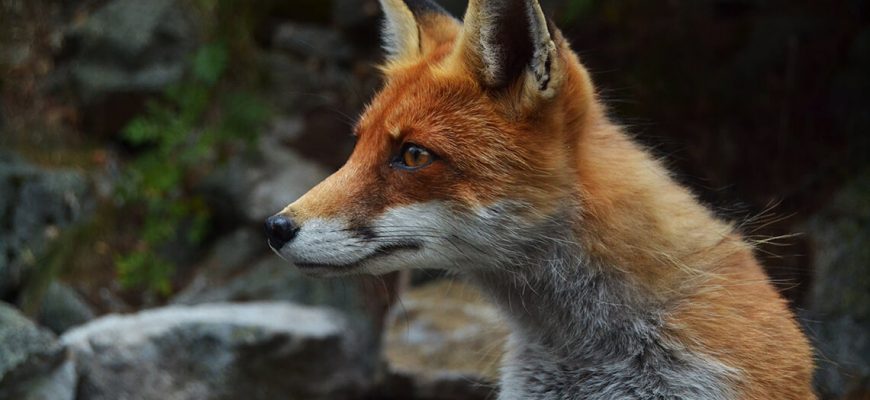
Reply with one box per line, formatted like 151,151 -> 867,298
454,0 -> 562,100
379,0 -> 460,64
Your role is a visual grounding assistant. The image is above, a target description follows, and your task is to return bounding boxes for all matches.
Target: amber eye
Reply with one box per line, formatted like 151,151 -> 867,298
394,144 -> 435,170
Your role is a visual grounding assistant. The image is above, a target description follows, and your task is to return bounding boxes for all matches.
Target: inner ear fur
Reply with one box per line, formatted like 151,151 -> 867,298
453,0 -> 562,100
379,0 -> 460,64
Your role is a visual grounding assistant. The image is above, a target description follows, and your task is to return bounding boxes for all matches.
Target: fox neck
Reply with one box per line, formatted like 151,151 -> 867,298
465,206 -> 737,399
467,214 -> 658,366
464,120 -> 742,397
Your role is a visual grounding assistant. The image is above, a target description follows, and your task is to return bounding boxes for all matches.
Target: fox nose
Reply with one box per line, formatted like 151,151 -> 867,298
264,214 -> 299,249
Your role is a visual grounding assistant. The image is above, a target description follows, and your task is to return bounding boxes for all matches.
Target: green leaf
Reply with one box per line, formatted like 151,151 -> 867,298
192,43 -> 228,85
218,90 -> 270,141
116,251 -> 174,296
113,29 -> 265,299
187,206 -> 210,244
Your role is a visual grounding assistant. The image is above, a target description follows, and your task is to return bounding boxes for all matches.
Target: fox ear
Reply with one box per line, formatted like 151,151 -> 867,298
456,0 -> 560,96
379,0 -> 459,63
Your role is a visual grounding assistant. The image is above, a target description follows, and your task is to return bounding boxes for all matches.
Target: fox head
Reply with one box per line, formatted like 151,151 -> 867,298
266,0 -> 601,276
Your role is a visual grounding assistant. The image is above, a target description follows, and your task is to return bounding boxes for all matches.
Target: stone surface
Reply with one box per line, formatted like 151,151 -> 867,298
12,360 -> 77,400
0,302 -> 76,400
244,148 -> 331,223
170,255 -> 384,359
201,132 -> 331,225
385,279 -> 507,383
170,228 -> 266,305
65,0 -> 196,103
53,0 -> 198,135
371,370 -> 496,400
273,23 -> 353,63
62,302 -> 370,400
172,256 -> 365,314
171,232 -> 395,388
37,282 -> 96,334
265,51 -> 361,116
0,156 -> 91,300
804,171 -> 870,399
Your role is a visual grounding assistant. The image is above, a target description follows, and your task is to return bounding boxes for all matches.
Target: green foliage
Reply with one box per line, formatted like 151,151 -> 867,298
116,251 -> 175,296
193,43 -> 229,85
116,38 -> 269,296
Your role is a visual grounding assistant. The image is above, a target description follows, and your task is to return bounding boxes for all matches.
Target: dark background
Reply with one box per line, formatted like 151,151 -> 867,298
1,0 -> 868,399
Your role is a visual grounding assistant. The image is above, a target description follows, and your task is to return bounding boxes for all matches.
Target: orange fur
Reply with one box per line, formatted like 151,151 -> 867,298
283,2 -> 815,397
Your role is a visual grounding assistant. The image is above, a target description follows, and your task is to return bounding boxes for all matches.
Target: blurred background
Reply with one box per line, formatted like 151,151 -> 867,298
0,0 -> 867,399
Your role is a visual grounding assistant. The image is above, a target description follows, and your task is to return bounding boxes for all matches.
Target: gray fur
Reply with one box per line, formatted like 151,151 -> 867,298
278,197 -> 741,398
459,203 -> 740,400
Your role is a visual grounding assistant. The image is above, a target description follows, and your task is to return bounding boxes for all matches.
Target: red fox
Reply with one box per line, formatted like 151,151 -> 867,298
265,0 -> 815,398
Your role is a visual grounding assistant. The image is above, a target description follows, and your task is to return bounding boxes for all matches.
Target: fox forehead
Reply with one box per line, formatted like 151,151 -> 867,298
290,27 -> 578,223
358,65 -> 480,137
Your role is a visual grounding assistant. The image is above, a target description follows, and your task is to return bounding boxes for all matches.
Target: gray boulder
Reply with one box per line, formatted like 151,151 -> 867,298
18,360 -> 77,400
266,19 -> 377,119
0,156 -> 91,300
171,231 -> 389,384
375,279 -> 503,399
37,282 -> 96,334
804,171 -> 870,398
172,256 -> 367,315
372,370 -> 495,400
244,145 -> 331,223
0,302 -> 76,400
384,280 -> 505,386
66,0 -> 197,103
201,130 -> 331,225
170,254 -> 382,364
62,302 -> 371,400
52,0 -> 198,135
266,51 -> 362,118
273,23 -> 353,63
170,228 -> 266,304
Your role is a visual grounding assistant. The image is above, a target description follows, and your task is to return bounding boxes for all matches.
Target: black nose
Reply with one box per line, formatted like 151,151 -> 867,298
264,214 -> 299,249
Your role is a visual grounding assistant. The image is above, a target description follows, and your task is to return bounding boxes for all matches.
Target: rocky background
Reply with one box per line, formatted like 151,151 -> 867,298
0,0 -> 868,399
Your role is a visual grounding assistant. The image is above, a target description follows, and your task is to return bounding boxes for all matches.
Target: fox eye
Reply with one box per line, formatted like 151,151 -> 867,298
394,144 -> 435,170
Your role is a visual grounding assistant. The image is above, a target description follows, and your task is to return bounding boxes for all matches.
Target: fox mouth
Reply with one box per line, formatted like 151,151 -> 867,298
293,242 -> 422,270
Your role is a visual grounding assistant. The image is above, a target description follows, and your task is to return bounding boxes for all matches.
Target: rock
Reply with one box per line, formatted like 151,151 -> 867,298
266,51 -> 360,116
172,231 -> 403,387
37,282 -> 96,334
170,255 -> 382,361
0,156 -> 92,300
201,133 -> 331,225
172,256 -> 364,313
0,302 -> 76,400
370,369 -> 495,400
261,20 -> 380,168
266,17 -> 378,117
384,279 -> 507,385
804,171 -> 870,398
273,23 -> 353,63
243,148 -> 331,223
170,228 -> 269,304
10,360 -> 77,400
69,0 -> 196,100
268,115 -> 306,143
62,302 -> 370,400
57,0 -> 198,135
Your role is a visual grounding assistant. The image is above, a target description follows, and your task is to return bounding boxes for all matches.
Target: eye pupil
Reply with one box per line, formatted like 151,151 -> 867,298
399,145 -> 433,169
404,148 -> 416,165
